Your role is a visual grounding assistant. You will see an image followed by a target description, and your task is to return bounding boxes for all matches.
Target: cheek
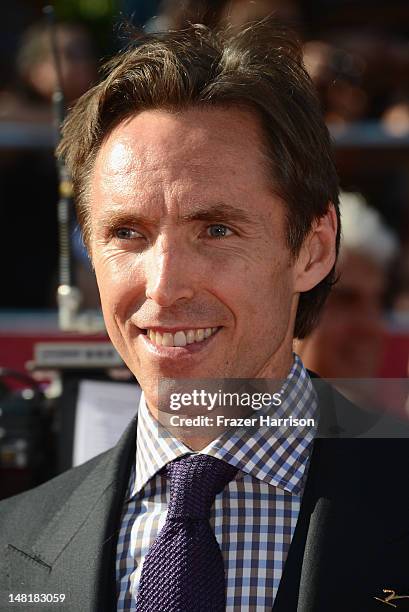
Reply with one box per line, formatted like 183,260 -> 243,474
221,258 -> 294,328
93,252 -> 145,322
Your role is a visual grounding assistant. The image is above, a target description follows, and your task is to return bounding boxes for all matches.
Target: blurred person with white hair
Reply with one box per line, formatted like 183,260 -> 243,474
297,191 -> 398,378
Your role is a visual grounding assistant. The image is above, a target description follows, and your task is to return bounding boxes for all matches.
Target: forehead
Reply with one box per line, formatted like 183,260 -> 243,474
91,106 -> 274,203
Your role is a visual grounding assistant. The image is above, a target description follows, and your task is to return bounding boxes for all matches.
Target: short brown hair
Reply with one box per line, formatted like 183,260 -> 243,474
58,20 -> 340,338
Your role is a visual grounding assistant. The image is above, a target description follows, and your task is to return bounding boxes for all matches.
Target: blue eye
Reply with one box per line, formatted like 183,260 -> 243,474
115,228 -> 141,240
206,224 -> 233,238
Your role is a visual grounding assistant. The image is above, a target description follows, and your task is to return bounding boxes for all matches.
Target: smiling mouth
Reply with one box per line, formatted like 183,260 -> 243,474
142,327 -> 219,347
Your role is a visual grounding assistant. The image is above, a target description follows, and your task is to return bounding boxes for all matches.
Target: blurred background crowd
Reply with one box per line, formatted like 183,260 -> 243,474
0,0 -> 408,497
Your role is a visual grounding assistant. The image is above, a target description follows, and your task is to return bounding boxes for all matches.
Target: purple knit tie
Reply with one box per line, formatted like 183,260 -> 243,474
136,454 -> 238,611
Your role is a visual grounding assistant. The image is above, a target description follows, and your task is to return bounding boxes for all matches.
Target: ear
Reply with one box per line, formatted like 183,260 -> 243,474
293,203 -> 338,293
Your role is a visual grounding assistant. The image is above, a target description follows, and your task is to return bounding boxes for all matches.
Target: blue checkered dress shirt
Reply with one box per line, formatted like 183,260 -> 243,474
116,354 -> 317,611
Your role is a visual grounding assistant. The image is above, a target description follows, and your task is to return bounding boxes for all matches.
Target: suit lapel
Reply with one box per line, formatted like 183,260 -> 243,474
6,416 -> 137,612
272,438 -> 334,611
271,377 -> 337,611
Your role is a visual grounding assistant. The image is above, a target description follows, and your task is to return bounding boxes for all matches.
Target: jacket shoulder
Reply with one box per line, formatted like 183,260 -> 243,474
0,449 -> 112,548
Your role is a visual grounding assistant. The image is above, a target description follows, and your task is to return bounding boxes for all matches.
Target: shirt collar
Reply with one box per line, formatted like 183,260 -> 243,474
132,392 -> 190,495
132,354 -> 317,498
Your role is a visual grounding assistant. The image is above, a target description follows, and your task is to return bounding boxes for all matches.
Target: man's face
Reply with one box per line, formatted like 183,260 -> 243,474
90,107 -> 301,400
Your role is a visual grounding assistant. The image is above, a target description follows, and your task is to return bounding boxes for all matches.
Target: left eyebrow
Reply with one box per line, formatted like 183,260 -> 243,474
180,203 -> 255,225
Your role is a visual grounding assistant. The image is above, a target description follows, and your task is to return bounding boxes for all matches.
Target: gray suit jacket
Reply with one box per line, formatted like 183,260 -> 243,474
1,379 -> 409,612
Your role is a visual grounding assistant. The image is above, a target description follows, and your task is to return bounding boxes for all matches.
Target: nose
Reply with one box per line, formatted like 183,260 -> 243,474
144,234 -> 195,307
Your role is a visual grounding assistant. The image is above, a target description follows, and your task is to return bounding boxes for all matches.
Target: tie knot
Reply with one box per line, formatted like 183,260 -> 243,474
166,454 -> 237,520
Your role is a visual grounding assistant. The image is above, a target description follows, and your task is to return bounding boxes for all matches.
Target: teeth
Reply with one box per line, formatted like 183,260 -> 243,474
162,332 -> 173,347
173,331 -> 187,347
146,327 -> 219,347
195,329 -> 205,342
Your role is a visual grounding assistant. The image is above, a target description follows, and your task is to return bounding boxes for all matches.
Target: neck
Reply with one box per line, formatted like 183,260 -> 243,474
145,353 -> 295,451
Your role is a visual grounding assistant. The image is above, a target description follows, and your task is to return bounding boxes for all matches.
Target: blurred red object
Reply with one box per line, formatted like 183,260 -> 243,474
378,330 -> 409,377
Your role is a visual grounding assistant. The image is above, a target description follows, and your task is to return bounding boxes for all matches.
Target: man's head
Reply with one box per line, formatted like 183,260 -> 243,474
58,21 -> 339,396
